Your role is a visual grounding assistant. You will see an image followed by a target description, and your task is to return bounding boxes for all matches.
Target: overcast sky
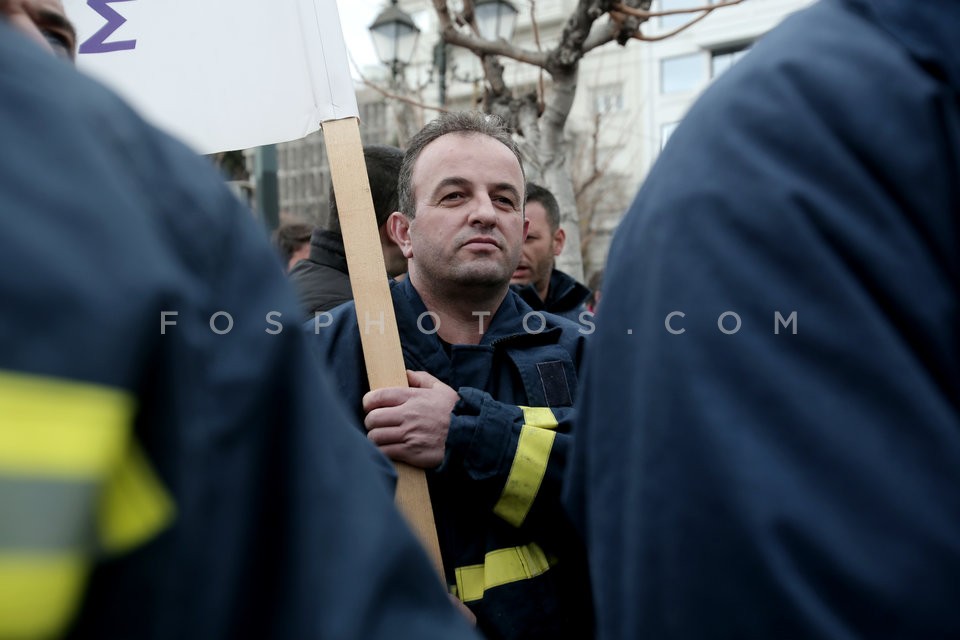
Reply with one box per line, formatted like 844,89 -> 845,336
334,0 -> 381,72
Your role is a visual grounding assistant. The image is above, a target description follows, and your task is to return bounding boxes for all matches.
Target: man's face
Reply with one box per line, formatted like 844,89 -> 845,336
390,133 -> 527,296
511,200 -> 564,299
2,0 -> 76,61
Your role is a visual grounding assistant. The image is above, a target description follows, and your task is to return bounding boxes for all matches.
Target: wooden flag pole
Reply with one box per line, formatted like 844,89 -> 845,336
321,117 -> 444,577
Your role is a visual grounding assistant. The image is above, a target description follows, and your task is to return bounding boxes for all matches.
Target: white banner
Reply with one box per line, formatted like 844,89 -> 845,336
64,0 -> 359,153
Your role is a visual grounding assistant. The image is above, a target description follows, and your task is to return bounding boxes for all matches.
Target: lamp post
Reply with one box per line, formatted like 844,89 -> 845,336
369,0 -> 421,84
368,0 -> 517,110
369,0 -> 422,145
473,0 -> 518,41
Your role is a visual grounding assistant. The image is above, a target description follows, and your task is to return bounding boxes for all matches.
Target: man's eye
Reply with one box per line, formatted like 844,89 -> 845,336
495,197 -> 516,208
43,31 -> 73,61
440,193 -> 464,203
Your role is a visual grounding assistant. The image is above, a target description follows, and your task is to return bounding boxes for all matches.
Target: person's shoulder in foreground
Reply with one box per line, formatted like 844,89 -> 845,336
567,0 -> 960,638
0,25 -> 478,640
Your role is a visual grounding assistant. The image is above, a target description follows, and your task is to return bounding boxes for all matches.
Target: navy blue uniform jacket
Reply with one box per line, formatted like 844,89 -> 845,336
566,0 -> 960,638
512,268 -> 591,322
0,26 -> 478,640
309,277 -> 594,639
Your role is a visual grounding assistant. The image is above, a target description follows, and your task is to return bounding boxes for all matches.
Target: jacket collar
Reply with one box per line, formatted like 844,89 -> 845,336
511,268 -> 591,313
393,278 -> 564,360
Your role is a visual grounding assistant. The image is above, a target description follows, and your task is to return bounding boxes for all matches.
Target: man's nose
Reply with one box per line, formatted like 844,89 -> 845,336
467,194 -> 499,226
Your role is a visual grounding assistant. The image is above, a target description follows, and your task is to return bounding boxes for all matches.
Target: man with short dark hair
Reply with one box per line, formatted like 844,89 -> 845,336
290,144 -> 406,316
310,111 -> 593,640
510,183 -> 590,322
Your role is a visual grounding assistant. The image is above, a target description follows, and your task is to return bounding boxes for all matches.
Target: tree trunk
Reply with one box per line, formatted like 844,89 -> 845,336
538,66 -> 585,282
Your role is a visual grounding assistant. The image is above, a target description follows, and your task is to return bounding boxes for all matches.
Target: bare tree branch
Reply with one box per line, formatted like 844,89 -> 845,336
581,19 -> 621,54
432,0 -> 549,67
552,0 -> 656,69
351,59 -> 450,114
613,0 -> 744,19
626,7 -> 711,40
528,0 -> 546,113
550,0 -> 610,70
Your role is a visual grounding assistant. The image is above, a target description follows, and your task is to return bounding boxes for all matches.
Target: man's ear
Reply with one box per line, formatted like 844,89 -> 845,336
522,217 -> 530,243
553,227 -> 566,256
388,212 -> 414,258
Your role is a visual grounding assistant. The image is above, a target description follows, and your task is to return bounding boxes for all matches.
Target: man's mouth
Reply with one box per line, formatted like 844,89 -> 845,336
464,237 -> 500,248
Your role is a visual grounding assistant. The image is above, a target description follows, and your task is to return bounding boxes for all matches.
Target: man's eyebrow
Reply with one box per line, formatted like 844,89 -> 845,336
430,176 -> 470,198
38,9 -> 77,43
431,176 -> 471,195
493,183 -> 522,206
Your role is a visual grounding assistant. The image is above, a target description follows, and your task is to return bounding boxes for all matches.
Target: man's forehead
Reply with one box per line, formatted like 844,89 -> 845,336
414,132 -> 523,182
524,201 -> 549,221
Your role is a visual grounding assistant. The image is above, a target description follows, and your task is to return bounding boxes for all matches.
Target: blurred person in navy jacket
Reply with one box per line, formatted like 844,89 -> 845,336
567,0 -> 960,637
0,16 -> 479,640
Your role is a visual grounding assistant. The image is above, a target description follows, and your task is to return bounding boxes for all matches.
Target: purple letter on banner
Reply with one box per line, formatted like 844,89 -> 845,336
78,0 -> 137,54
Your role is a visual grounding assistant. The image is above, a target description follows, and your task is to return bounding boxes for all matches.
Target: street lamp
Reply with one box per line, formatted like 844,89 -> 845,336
369,0 -> 421,82
474,0 -> 518,42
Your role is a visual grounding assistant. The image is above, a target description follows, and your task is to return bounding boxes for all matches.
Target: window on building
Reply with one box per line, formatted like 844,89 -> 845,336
661,53 -> 706,94
711,43 -> 751,78
660,121 -> 679,150
593,84 -> 624,114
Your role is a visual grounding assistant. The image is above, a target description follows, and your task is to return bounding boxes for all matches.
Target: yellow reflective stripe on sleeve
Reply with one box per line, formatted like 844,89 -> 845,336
518,406 -> 559,430
0,553 -> 88,639
98,441 -> 175,555
0,370 -> 135,477
455,543 -> 553,603
0,370 -> 175,638
494,417 -> 557,527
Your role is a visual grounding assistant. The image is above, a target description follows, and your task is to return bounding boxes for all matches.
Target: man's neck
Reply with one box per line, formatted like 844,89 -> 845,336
535,278 -> 550,302
412,276 -> 508,345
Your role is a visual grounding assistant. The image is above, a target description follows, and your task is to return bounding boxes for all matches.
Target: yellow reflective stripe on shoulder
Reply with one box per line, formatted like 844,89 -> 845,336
99,441 -> 175,555
517,406 -> 559,430
0,553 -> 88,639
493,408 -> 559,527
455,543 -> 553,603
0,370 -> 135,477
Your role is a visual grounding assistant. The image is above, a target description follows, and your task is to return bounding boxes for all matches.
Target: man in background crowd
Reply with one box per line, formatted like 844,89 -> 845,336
289,144 -> 406,317
272,221 -> 313,272
510,183 -> 590,322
